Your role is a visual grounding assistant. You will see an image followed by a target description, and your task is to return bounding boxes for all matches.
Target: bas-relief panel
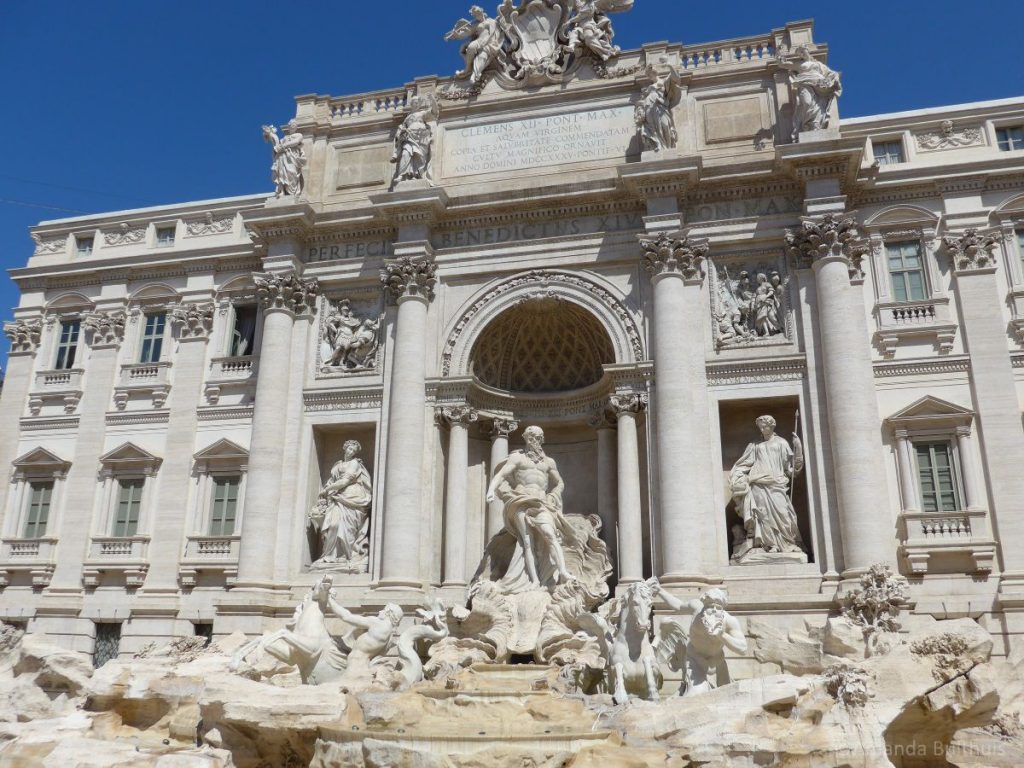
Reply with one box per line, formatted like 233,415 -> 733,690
441,106 -> 638,178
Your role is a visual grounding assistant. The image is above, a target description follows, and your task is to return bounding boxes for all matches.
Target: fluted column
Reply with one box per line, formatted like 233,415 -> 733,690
786,215 -> 894,575
589,410 -> 618,577
955,427 -> 982,511
894,430 -> 920,513
944,229 -> 1024,588
486,418 -> 517,542
640,231 -> 716,583
609,393 -> 647,584
143,302 -> 214,592
235,273 -> 319,590
378,255 -> 437,589
438,405 -> 478,586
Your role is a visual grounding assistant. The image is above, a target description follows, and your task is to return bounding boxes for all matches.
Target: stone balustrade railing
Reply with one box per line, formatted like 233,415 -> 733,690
34,369 -> 84,390
888,302 -> 938,325
1,538 -> 57,561
185,535 -> 241,559
89,536 -> 149,561
209,356 -> 255,380
679,35 -> 775,70
119,362 -> 171,387
330,89 -> 410,120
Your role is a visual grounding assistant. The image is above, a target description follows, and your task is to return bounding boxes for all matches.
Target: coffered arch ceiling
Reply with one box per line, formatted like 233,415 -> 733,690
470,296 -> 615,393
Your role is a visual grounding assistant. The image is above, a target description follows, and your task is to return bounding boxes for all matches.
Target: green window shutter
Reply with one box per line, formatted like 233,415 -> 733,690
209,476 -> 240,536
24,482 -> 53,538
114,479 -> 144,537
915,442 -> 961,514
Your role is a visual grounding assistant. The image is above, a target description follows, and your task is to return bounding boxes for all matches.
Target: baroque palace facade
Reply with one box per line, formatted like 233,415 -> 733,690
2,15 -> 1024,668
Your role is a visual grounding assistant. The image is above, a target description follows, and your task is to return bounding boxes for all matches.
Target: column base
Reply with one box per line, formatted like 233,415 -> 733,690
656,572 -> 723,589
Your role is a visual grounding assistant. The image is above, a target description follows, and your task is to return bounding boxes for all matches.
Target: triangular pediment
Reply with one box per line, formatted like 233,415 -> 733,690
193,438 -> 248,461
886,395 -> 974,425
864,205 -> 939,228
12,447 -> 70,469
99,442 -> 161,467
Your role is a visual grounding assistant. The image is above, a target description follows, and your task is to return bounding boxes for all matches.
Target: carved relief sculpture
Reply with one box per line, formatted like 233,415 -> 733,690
262,124 -> 306,198
103,223 -> 146,246
916,120 -> 983,151
320,299 -> 379,372
729,415 -> 806,564
635,67 -> 679,153
3,318 -> 43,354
443,0 -> 634,94
308,440 -> 372,571
391,94 -> 439,186
780,46 -> 842,141
713,265 -> 789,348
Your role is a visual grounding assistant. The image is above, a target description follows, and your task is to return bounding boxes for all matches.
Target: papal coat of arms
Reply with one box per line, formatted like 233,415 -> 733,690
443,0 -> 635,93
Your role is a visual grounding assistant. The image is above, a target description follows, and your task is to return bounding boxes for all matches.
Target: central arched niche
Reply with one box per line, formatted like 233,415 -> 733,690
469,295 -> 615,393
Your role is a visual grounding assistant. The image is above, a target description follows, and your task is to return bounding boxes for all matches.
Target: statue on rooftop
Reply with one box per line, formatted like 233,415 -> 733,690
445,5 -> 508,86
563,0 -> 633,62
391,94 -> 439,186
780,46 -> 842,142
262,124 -> 306,198
635,67 -> 679,153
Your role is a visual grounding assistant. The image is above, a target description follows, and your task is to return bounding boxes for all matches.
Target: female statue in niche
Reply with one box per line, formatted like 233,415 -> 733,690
308,440 -> 372,570
729,415 -> 806,564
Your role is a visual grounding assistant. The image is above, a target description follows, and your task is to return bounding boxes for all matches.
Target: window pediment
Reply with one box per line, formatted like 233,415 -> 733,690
99,443 -> 162,473
12,447 -> 71,475
864,205 -> 940,233
886,395 -> 973,429
194,439 -> 248,462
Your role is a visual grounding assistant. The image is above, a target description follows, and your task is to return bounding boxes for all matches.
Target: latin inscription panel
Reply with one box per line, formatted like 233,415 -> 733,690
442,106 -> 636,178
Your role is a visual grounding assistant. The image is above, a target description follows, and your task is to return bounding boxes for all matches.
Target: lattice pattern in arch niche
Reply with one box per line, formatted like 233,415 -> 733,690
470,295 -> 614,393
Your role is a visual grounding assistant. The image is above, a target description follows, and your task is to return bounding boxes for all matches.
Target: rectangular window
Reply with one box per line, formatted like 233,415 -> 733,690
54,319 -> 81,370
113,478 -> 144,537
208,475 -> 240,536
139,312 -> 166,364
155,226 -> 176,247
915,442 -> 961,513
76,236 -> 94,256
23,481 -> 53,539
886,241 -> 927,302
873,139 -> 905,165
93,623 -> 122,668
230,304 -> 258,357
996,126 -> 1024,152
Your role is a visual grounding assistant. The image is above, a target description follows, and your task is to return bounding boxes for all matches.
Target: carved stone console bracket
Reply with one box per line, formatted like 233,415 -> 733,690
254,272 -> 320,315
639,230 -> 709,283
171,303 -> 215,340
381,255 -> 438,303
942,229 -> 1000,273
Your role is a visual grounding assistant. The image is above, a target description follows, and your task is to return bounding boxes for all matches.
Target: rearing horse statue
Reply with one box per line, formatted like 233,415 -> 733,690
578,578 -> 685,704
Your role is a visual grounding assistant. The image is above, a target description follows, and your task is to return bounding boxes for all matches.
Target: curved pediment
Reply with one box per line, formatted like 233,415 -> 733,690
864,205 -> 940,230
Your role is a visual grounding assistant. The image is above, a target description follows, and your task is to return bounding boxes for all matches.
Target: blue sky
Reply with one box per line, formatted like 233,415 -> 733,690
1,0 -> 1022,371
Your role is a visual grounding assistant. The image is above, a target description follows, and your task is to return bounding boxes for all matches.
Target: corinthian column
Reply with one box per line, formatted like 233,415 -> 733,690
640,231 -> 717,583
943,229 -> 1024,591
608,393 -> 647,584
786,215 -> 893,575
235,273 -> 319,590
378,254 -> 437,589
437,405 -> 478,586
487,418 -> 518,542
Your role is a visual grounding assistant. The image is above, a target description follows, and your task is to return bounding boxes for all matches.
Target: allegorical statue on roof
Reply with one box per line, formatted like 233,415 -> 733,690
780,46 -> 842,141
635,66 -> 679,153
391,94 -> 439,186
262,124 -> 306,198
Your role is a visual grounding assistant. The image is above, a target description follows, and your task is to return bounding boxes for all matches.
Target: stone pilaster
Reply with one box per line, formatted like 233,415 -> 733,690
0,320 -> 43,526
785,214 -> 894,575
486,418 -> 518,543
235,273 -> 319,591
49,311 -> 125,591
943,229 -> 1024,593
437,405 -> 478,587
378,251 -> 437,590
608,393 -> 647,584
142,302 -> 214,592
640,230 -> 717,584
588,410 -> 618,578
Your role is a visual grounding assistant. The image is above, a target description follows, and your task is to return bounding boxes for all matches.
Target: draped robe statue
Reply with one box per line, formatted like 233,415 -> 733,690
729,415 -> 807,564
308,440 -> 372,569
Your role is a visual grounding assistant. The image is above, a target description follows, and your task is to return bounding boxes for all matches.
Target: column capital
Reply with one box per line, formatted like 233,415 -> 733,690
942,228 -> 1000,273
83,310 -> 127,349
3,317 -> 43,355
608,392 -> 649,417
171,302 -> 215,341
489,418 -> 518,440
893,428 -> 911,441
784,213 -> 868,274
955,424 -> 973,438
435,404 -> 478,428
254,272 -> 320,316
381,255 -> 438,303
639,230 -> 708,283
